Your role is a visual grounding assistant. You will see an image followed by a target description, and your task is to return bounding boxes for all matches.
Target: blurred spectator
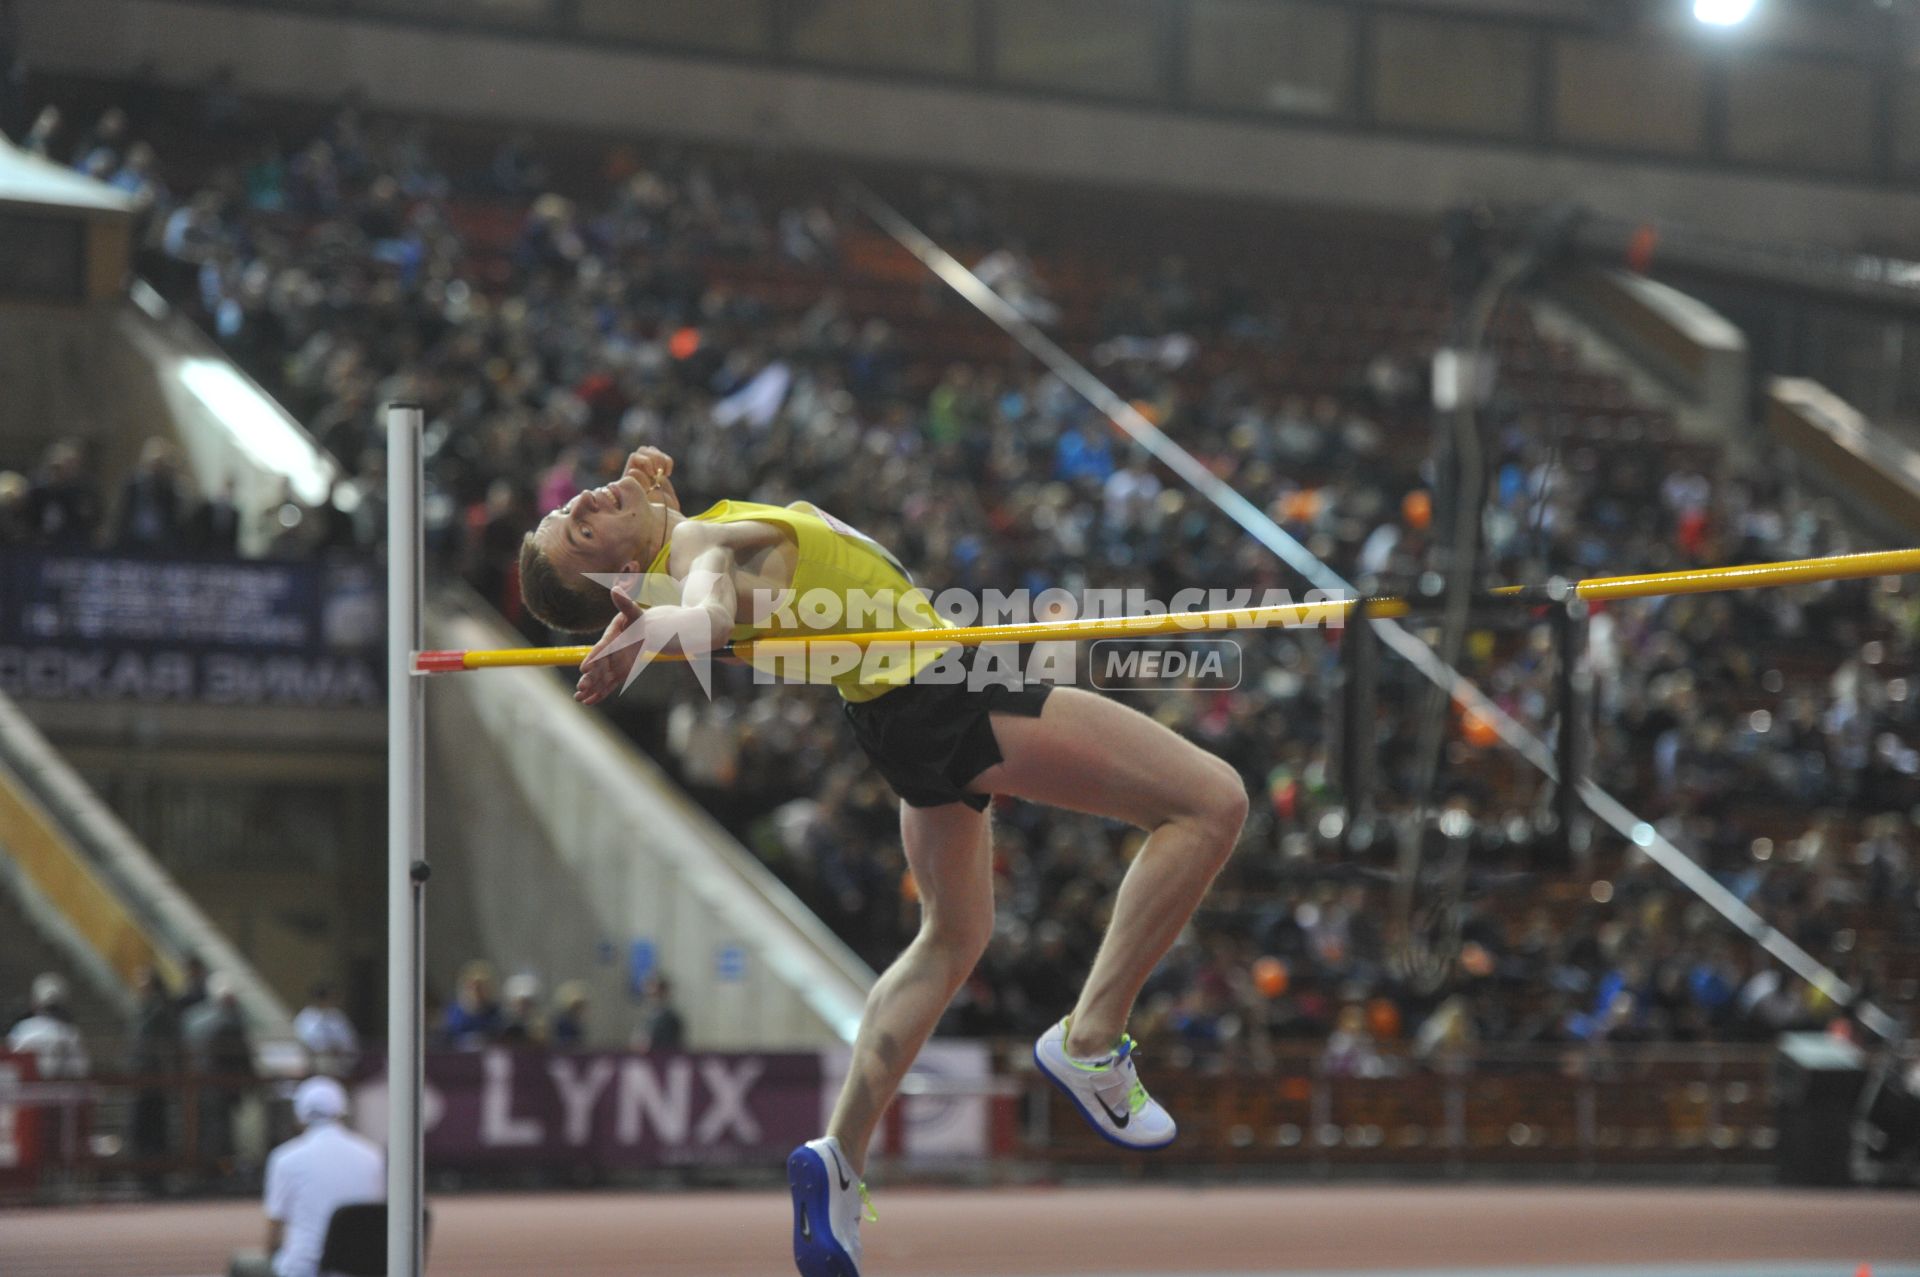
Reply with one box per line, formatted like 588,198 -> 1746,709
925,365 -> 984,447
973,246 -> 1059,325
1054,420 -> 1115,483
127,965 -> 180,1181
22,104 -> 61,158
498,973 -> 546,1046
1858,813 -> 1914,905
7,973 -> 89,1078
635,974 -> 685,1054
70,106 -> 128,173
1412,994 -> 1479,1063
176,954 -> 211,1015
161,190 -> 227,268
489,129 -> 546,197
25,440 -> 100,547
0,470 -> 30,544
1322,1004 -> 1388,1078
183,973 -> 254,1176
292,983 -> 358,1076
111,437 -> 189,551
443,961 -> 502,1050
109,140 -> 169,225
186,476 -> 242,555
550,981 -> 590,1050
778,203 -> 838,269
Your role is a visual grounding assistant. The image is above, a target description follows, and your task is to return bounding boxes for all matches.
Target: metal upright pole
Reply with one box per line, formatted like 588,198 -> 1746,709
1551,593 -> 1586,868
385,403 -> 425,1277
1338,598 -> 1377,834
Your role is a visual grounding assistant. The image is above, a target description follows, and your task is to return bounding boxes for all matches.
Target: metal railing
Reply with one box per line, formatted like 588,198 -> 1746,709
1019,1044 -> 1780,1175
0,1064 -> 290,1201
0,1042 -> 1792,1203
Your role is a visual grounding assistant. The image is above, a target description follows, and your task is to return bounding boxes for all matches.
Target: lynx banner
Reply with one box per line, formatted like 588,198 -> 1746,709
355,1049 -> 823,1170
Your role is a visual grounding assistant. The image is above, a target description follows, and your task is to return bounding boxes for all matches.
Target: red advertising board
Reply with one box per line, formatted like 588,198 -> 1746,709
0,1052 -> 43,1190
354,1049 -> 823,1173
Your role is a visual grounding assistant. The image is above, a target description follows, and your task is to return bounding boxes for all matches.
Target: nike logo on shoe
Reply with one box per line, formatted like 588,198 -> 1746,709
1096,1096 -> 1131,1127
800,1205 -> 812,1240
827,1144 -> 852,1191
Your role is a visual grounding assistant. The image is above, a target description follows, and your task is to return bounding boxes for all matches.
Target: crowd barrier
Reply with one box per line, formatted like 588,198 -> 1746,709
1051,1044 -> 1780,1173
0,1042 -> 1805,1201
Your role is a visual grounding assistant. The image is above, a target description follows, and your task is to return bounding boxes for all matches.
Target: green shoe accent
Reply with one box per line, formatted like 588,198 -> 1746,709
1060,1029 -> 1154,1110
1059,1017 -> 1125,1069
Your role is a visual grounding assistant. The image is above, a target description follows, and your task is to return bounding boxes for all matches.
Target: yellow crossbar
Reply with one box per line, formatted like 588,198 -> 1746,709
419,548 -> 1920,673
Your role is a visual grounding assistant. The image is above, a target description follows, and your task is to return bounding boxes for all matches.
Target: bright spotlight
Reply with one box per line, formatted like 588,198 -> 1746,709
1694,0 -> 1756,25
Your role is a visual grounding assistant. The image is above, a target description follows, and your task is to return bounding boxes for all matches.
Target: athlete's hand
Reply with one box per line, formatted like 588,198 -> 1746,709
623,445 -> 673,483
623,446 -> 680,511
576,584 -> 648,705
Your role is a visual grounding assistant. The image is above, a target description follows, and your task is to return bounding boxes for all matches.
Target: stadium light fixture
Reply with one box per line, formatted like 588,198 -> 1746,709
1693,0 -> 1757,25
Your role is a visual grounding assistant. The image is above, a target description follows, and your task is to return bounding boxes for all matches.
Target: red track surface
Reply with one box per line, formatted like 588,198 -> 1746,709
4,1184 -> 1917,1277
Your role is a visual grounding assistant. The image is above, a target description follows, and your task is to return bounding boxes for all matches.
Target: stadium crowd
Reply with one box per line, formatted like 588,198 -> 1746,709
9,89 -> 1917,1062
430,960 -> 681,1055
0,437 -> 244,555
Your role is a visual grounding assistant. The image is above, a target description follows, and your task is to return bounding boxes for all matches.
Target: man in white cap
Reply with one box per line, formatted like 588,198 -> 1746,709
252,1076 -> 384,1277
6,973 -> 88,1078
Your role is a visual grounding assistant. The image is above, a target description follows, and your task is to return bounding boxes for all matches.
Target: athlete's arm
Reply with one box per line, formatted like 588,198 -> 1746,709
650,543 -> 741,654
651,518 -> 790,649
575,519 -> 786,704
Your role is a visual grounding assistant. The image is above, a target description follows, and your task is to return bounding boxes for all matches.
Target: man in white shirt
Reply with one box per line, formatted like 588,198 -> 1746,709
6,974 -> 89,1079
290,985 -> 359,1075
258,1076 -> 384,1277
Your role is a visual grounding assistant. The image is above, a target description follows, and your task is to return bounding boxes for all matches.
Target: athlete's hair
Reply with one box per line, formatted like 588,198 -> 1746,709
518,532 -> 617,634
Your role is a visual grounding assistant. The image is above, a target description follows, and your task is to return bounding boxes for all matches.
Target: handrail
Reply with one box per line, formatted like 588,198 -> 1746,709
0,691 -> 292,1039
0,763 -> 158,1008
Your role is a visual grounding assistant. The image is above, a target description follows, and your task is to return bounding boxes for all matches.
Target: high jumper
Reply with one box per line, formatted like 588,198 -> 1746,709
517,444 -> 1248,1277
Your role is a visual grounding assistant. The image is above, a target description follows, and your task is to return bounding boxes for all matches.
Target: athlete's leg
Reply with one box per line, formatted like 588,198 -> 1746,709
825,800 -> 993,1174
970,688 -> 1247,1058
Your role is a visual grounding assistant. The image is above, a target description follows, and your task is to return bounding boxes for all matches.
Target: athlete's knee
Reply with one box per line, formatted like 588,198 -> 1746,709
1134,753 -> 1244,864
919,910 -> 993,975
1200,763 -> 1249,845
1174,756 -> 1247,855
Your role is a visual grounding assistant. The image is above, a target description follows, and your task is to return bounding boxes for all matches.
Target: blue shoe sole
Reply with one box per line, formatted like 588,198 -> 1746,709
1032,1042 -> 1177,1152
788,1146 -> 860,1277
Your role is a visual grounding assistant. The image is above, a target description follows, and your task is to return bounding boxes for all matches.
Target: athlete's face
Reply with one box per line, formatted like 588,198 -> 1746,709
534,475 -> 661,579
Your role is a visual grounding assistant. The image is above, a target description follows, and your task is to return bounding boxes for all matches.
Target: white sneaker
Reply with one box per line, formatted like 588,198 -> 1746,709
1033,1018 -> 1177,1150
788,1135 -> 874,1277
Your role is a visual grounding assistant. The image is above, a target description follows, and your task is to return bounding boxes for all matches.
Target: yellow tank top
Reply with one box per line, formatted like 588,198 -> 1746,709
643,499 -> 953,702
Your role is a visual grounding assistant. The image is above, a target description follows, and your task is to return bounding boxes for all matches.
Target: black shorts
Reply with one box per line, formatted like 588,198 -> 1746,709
842,648 -> 1053,812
